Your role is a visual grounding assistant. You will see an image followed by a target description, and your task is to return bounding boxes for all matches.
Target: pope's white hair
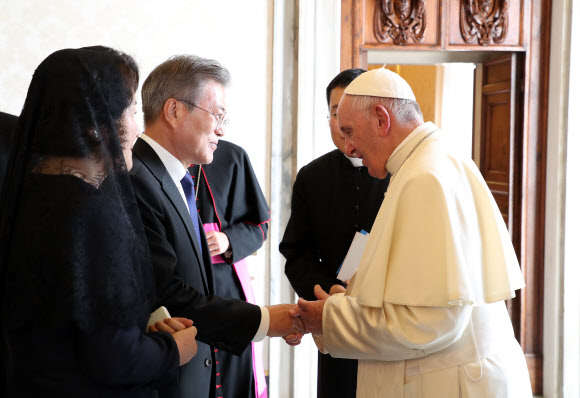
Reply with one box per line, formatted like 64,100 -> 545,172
346,94 -> 423,124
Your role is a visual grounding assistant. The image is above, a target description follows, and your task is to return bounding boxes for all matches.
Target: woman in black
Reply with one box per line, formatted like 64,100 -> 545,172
0,46 -> 197,397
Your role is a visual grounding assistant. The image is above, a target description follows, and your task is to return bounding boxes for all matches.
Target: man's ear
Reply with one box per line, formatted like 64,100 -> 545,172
162,98 -> 180,128
375,104 -> 390,137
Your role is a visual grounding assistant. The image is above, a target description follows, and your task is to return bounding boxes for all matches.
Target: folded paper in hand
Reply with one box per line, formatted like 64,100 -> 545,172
337,231 -> 369,282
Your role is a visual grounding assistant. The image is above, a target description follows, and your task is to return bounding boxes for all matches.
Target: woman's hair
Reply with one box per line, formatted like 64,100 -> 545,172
23,46 -> 139,159
86,46 -> 139,132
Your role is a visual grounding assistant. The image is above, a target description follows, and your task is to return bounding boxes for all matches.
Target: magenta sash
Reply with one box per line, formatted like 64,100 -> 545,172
203,223 -> 267,398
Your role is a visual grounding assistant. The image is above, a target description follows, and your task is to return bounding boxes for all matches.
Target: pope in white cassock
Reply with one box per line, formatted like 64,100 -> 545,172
294,68 -> 533,397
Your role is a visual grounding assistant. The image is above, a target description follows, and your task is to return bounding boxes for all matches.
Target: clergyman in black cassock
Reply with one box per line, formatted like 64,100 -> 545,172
280,68 -> 390,398
189,139 -> 270,398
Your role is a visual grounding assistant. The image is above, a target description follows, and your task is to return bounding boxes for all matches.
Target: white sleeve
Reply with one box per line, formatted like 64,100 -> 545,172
321,293 -> 472,361
251,306 -> 269,342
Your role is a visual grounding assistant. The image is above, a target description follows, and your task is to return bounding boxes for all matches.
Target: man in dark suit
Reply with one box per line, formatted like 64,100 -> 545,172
280,69 -> 390,397
130,55 -> 302,398
0,112 -> 18,191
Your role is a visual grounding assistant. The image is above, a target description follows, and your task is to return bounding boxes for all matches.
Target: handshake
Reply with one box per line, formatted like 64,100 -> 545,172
266,284 -> 346,346
148,283 -> 346,366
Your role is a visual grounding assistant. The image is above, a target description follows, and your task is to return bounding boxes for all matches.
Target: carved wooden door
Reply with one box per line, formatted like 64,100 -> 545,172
476,53 -> 523,248
474,54 -> 544,389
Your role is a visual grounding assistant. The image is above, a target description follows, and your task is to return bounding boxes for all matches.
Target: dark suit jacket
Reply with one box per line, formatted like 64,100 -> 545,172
130,138 -> 262,398
0,112 -> 18,193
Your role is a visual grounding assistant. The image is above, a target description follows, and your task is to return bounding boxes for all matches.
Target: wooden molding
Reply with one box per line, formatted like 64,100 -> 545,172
374,0 -> 427,45
460,0 -> 510,45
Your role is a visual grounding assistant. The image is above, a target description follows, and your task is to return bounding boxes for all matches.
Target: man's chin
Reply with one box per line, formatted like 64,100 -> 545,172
368,168 -> 388,180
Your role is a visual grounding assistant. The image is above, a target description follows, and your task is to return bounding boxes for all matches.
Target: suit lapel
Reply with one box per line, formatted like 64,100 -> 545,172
133,138 -> 211,293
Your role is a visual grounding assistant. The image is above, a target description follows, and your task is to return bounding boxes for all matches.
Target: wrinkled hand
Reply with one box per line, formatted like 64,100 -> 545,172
149,317 -> 198,366
206,231 -> 230,257
282,332 -> 303,346
294,285 -> 330,335
266,304 -> 308,337
329,284 -> 346,295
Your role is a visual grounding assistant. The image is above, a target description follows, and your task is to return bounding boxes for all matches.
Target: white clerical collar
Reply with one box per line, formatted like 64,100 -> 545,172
344,154 -> 364,167
385,122 -> 439,176
141,134 -> 188,187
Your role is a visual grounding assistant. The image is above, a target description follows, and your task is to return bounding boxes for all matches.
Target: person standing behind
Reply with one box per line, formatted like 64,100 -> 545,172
131,55 -> 303,398
279,68 -> 390,397
189,139 -> 270,398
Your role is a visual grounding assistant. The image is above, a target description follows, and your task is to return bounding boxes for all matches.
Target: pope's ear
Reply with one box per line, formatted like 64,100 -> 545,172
374,104 -> 390,136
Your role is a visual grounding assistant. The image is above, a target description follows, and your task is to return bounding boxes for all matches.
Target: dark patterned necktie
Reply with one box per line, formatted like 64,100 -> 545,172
180,171 -> 203,250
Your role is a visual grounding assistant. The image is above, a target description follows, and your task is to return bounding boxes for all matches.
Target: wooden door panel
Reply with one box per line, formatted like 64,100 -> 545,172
483,92 -> 511,182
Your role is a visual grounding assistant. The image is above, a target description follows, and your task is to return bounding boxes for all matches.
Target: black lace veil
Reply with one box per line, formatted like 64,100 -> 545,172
0,47 -> 154,333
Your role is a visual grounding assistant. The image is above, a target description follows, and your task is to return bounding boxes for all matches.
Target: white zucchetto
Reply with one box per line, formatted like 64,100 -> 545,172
344,67 -> 416,101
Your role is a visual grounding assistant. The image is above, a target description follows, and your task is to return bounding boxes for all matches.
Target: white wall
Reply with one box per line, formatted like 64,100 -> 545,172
0,0 -> 274,370
545,0 -> 580,396
438,63 -> 475,159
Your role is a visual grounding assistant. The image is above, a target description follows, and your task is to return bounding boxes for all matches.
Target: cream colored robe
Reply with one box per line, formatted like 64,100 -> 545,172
318,123 -> 532,397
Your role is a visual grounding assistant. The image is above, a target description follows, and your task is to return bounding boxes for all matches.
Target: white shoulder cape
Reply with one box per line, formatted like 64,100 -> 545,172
350,125 -> 525,308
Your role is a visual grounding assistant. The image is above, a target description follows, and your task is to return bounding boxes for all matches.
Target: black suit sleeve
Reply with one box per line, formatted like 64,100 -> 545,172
130,169 -> 261,355
280,169 -> 346,301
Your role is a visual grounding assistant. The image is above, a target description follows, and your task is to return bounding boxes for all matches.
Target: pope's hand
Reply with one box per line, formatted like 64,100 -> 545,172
295,285 -> 330,335
266,304 -> 308,337
329,284 -> 346,295
282,332 -> 303,346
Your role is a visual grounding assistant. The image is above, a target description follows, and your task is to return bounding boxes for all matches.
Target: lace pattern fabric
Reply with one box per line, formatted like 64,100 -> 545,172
1,46 -> 152,331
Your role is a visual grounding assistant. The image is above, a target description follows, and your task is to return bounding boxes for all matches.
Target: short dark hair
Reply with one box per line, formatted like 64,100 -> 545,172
142,55 -> 231,127
326,68 -> 366,106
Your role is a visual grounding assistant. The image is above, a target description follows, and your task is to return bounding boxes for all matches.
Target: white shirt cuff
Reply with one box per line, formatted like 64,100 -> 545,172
252,306 -> 270,342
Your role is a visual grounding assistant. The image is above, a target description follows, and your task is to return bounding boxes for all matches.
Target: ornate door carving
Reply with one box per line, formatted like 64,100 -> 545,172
374,0 -> 427,45
460,0 -> 510,45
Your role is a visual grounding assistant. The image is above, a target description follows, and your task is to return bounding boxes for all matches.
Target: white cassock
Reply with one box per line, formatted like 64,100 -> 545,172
316,122 -> 532,397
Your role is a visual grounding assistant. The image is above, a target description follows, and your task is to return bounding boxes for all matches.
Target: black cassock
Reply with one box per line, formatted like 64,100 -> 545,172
189,140 -> 270,398
280,149 -> 390,398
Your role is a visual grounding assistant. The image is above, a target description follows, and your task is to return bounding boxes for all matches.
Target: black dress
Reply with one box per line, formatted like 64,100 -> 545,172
3,174 -> 179,397
0,111 -> 18,191
189,140 -> 270,398
280,149 -> 390,398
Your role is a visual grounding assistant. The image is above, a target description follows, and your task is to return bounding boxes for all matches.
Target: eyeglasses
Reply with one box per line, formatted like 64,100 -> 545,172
176,98 -> 229,128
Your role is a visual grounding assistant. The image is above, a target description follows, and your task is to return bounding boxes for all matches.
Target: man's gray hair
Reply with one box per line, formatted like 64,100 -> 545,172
347,94 -> 423,124
142,55 -> 231,126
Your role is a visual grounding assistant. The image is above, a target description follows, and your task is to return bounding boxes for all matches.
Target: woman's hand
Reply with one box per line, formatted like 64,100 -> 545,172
149,317 -> 198,366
